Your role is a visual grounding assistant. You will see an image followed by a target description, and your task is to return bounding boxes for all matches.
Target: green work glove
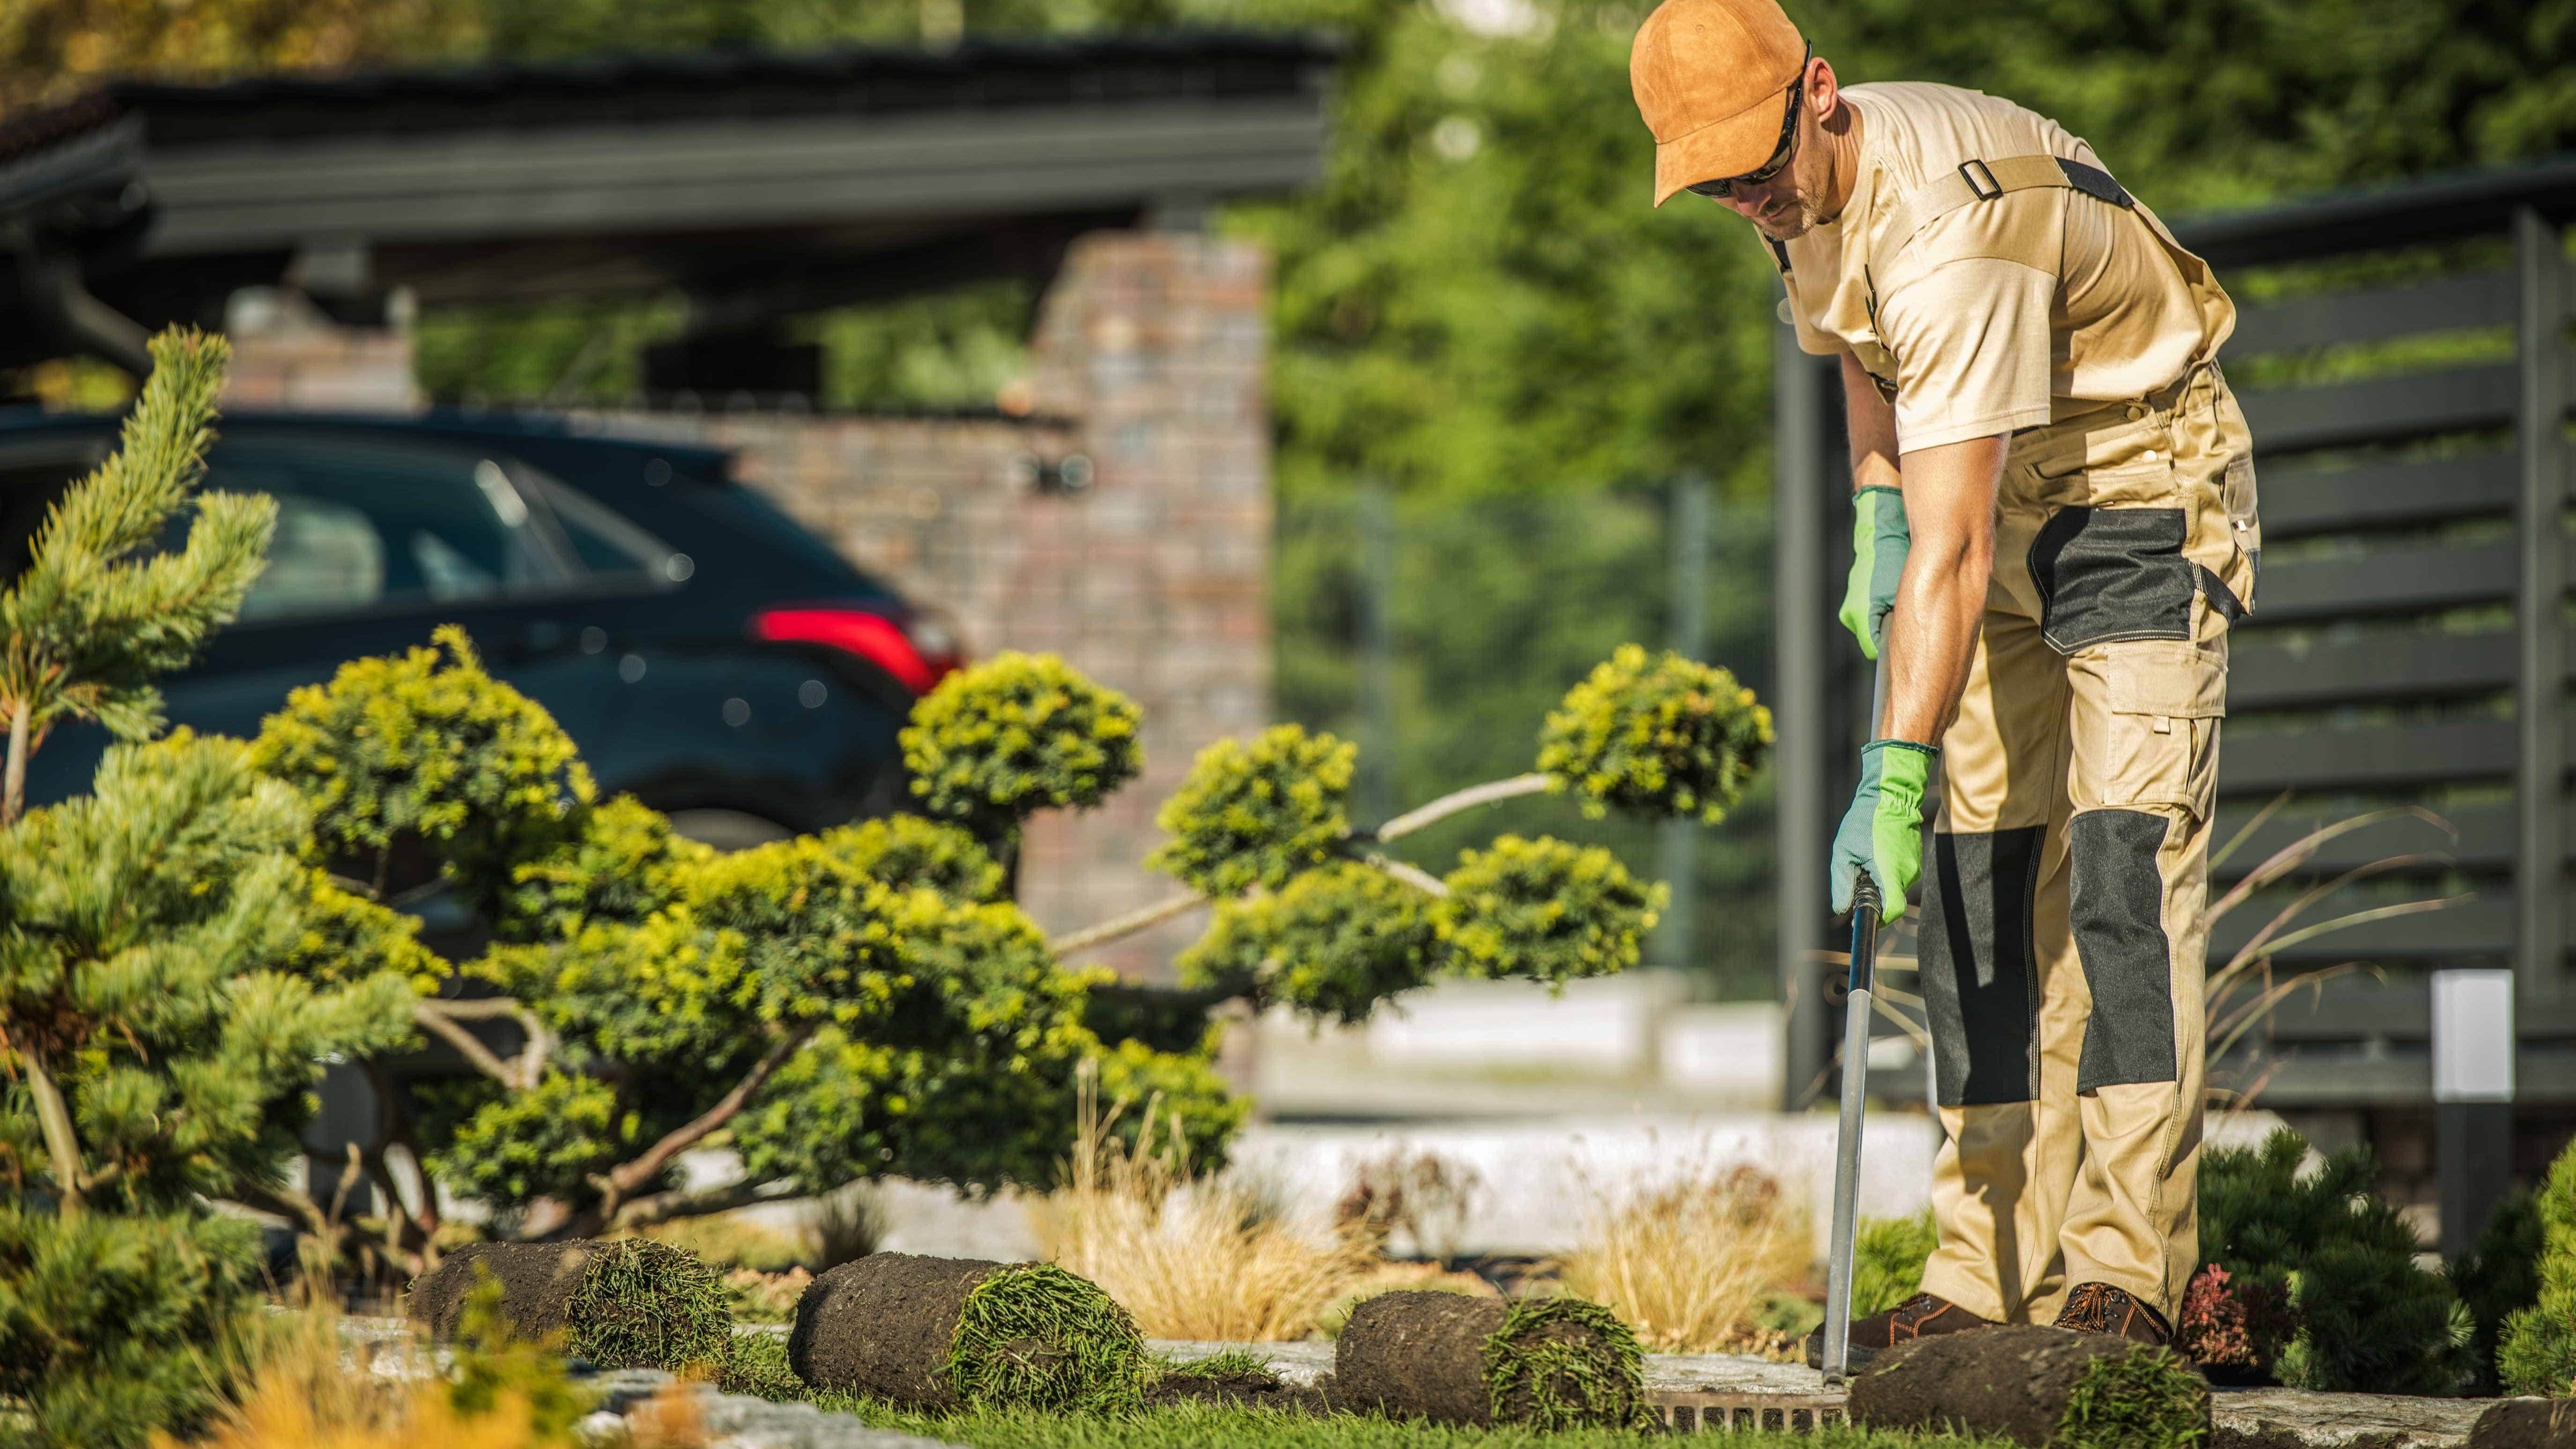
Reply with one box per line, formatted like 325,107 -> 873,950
1831,739 -> 1937,921
1838,486 -> 1910,660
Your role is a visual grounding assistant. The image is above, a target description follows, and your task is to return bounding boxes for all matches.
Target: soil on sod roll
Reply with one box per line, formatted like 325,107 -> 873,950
1335,1291 -> 1646,1428
404,1238 -> 733,1372
1849,1324 -> 2210,1449
2468,1398 -> 2576,1449
789,1251 -> 1147,1412
406,1242 -> 594,1341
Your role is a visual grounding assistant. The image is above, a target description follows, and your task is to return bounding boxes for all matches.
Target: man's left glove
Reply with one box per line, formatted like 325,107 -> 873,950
1831,739 -> 1937,921
1839,485 -> 1910,660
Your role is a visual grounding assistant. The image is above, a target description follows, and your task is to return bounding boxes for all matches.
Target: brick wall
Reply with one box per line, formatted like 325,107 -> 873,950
599,232 -> 1274,977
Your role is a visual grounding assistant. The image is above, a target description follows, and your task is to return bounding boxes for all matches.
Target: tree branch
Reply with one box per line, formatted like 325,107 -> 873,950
1370,772 -> 1554,842
596,1024 -> 816,1207
3,695 -> 29,828
1049,890 -> 1207,959
1341,844 -> 1451,899
412,1002 -> 522,1087
610,1177 -> 785,1232
23,1053 -> 86,1215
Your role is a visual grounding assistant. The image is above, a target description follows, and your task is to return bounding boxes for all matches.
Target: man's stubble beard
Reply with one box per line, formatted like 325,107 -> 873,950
1755,193 -> 1829,242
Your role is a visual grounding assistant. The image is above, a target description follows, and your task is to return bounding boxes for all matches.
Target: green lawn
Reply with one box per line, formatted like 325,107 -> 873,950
819,1402 -> 2013,1449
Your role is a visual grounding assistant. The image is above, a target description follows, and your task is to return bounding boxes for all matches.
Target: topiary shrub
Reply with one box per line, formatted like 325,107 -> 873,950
1176,860 -> 1435,1021
2200,1127 -> 2472,1394
819,814 -> 1005,902
899,651 -> 1143,847
1433,835 -> 1667,986
1537,643 -> 1774,823
2500,1134 -> 2576,1396
1148,724 -> 1355,896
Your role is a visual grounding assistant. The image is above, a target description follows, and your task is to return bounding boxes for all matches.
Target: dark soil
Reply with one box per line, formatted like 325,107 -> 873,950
1849,1324 -> 2208,1449
405,1241 -> 597,1342
2469,1399 -> 2576,1449
1335,1291 -> 1512,1426
789,1251 -> 999,1409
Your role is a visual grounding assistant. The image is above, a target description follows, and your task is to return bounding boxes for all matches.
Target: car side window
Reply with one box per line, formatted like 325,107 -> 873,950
207,436 -> 573,620
522,472 -> 685,586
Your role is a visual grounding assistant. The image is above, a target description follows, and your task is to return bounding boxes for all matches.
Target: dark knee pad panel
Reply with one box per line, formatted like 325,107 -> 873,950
2070,809 -> 2179,1091
1920,827 -> 2044,1107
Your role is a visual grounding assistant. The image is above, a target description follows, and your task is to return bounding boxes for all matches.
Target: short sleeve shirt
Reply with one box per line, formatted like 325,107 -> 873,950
1778,82 -> 2229,452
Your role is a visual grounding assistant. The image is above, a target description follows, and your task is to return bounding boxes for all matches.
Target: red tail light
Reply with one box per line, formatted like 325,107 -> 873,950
751,606 -> 956,695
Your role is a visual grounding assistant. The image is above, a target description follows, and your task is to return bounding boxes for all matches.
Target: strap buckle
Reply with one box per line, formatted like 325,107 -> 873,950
1958,158 -> 2003,201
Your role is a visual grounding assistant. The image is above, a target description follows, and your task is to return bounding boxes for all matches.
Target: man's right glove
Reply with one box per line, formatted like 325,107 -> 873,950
1839,485 -> 1910,660
1831,739 -> 1937,921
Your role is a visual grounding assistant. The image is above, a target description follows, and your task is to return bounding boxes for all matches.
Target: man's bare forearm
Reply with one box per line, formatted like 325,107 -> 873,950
1881,434 -> 2005,743
1840,354 -> 1901,493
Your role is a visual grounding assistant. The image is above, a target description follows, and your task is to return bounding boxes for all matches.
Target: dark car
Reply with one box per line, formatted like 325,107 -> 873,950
0,408 -> 958,846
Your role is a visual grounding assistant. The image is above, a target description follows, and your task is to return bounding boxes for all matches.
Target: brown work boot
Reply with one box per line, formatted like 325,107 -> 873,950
1805,1293 -> 1995,1371
2053,1282 -> 2173,1346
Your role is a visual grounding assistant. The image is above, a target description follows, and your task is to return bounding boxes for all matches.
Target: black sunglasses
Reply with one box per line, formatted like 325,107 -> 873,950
1685,44 -> 1813,200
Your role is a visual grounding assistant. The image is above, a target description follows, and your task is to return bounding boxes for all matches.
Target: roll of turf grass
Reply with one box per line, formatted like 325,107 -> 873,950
1335,1290 -> 1648,1429
405,1239 -> 732,1373
789,1252 -> 1147,1412
1849,1325 -> 2210,1449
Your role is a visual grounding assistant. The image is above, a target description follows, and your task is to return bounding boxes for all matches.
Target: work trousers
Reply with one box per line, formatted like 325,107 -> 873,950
1914,362 -> 2260,1323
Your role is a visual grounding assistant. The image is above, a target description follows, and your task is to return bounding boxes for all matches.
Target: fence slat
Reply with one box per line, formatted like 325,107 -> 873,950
2223,271 -> 2516,358
2227,631 -> 2514,710
2236,364 -> 2517,453
2256,449 -> 2517,542
2247,540 -> 2515,623
2218,719 -> 2514,793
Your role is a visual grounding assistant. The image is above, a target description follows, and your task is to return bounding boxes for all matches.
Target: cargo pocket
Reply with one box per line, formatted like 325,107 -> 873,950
2093,638 -> 2227,819
2028,504 -> 2197,653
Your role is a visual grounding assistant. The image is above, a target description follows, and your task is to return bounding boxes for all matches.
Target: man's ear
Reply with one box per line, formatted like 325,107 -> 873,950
1807,56 -> 1842,121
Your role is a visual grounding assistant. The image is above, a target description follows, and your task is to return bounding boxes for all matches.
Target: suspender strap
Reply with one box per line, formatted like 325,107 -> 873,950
1877,155 -> 2134,266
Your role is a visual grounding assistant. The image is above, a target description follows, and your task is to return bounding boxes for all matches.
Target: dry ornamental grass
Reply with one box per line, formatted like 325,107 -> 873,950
1556,1163 -> 1811,1354
1033,1070 -> 1381,1341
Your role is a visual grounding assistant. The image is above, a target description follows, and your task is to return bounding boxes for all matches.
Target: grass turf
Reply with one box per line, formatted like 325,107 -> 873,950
816,1401 -> 2019,1449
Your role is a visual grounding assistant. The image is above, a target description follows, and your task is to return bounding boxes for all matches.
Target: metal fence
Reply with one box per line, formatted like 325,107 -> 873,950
1774,158 -> 2576,1143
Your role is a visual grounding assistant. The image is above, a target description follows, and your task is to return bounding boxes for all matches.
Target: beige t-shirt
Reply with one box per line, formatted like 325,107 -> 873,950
1778,81 -> 2229,451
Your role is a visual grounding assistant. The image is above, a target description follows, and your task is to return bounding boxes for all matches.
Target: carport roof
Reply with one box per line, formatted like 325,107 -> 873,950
0,33 -> 1337,362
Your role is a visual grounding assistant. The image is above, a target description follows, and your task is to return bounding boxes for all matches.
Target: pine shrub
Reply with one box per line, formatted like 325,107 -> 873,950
1852,1210 -> 1939,1318
899,651 -> 1143,845
2499,1136 -> 2576,1396
1433,834 -> 1667,986
1536,643 -> 1774,823
2199,1128 -> 2472,1394
1177,859 -> 1436,1021
2452,1189 -> 2542,1397
1148,723 -> 1355,896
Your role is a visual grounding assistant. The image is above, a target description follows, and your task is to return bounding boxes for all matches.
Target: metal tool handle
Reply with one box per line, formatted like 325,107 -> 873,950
1820,872 -> 1882,1384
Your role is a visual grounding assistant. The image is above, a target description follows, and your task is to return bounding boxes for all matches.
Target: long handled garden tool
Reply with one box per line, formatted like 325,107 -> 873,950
1820,656 -> 1892,1384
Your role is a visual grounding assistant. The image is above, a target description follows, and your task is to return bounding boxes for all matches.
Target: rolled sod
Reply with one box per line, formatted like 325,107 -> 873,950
405,1238 -> 732,1372
1334,1290 -> 1647,1428
1848,1324 -> 2210,1449
787,1252 -> 1147,1412
2468,1399 -> 2576,1449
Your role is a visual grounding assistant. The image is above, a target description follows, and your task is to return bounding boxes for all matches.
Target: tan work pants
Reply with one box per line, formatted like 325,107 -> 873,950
1914,362 -> 2259,1323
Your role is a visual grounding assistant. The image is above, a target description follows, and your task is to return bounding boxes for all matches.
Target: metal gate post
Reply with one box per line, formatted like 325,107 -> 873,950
2517,207 -> 2568,1007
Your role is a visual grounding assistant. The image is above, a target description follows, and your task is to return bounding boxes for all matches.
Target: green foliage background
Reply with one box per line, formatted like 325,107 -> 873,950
12,0 -> 2574,999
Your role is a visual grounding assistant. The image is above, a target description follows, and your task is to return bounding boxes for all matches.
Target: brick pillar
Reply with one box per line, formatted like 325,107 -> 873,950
1014,232 -> 1273,976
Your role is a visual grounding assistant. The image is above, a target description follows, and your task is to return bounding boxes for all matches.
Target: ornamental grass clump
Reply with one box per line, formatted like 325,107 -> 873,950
1538,643 -> 1773,823
1556,1164 -> 1810,1353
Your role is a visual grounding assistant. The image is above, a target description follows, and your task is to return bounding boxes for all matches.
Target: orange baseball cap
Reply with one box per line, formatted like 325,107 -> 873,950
1630,0 -> 1809,207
